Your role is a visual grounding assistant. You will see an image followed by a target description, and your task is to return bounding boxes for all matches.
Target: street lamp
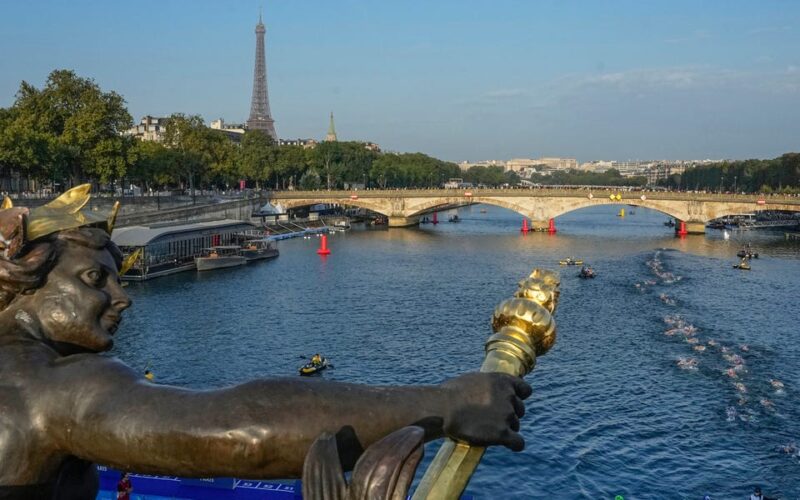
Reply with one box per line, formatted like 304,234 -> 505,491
734,175 -> 738,194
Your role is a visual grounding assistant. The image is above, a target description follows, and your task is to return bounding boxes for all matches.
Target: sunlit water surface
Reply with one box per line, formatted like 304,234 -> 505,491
113,205 -> 800,498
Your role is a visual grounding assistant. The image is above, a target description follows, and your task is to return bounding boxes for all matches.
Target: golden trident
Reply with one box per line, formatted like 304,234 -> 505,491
413,269 -> 561,500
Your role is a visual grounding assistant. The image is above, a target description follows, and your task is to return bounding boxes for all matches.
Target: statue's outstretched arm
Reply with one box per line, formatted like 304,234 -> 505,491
46,355 -> 527,479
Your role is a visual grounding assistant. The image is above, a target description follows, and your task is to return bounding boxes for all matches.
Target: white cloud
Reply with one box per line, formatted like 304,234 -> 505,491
664,30 -> 711,44
747,26 -> 791,36
484,88 -> 527,99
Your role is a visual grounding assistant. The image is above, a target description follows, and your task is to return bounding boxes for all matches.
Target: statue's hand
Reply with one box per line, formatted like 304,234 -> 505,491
440,372 -> 532,452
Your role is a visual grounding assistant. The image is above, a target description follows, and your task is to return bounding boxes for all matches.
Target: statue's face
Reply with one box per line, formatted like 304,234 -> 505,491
32,243 -> 131,354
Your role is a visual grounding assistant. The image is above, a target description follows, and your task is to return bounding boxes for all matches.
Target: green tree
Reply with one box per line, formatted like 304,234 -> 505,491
129,140 -> 180,191
15,70 -> 133,185
162,114 -> 211,198
308,141 -> 341,190
275,145 -> 308,189
299,167 -> 321,190
237,130 -> 277,189
0,70 -> 134,188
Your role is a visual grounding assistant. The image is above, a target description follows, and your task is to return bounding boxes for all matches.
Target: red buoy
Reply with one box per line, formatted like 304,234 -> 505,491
548,218 -> 557,234
677,221 -> 688,236
521,218 -> 529,234
317,234 -> 331,255
432,212 -> 439,225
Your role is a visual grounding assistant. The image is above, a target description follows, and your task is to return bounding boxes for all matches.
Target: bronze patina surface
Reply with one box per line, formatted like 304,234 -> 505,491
0,186 -> 529,499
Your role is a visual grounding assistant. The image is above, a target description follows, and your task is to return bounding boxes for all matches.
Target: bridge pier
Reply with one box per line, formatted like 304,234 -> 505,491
680,221 -> 706,235
388,215 -> 420,228
531,220 -> 551,232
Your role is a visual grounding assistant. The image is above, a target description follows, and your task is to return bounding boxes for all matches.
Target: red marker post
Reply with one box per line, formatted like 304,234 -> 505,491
317,234 -> 331,255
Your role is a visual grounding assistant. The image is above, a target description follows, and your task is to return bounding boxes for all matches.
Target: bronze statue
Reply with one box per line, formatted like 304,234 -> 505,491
0,186 -> 530,499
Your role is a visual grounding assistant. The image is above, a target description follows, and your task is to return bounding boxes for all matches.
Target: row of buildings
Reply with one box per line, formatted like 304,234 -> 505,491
126,114 -> 380,152
458,157 -> 725,185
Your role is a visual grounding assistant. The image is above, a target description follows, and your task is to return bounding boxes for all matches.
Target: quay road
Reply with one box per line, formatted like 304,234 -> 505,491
268,188 -> 800,233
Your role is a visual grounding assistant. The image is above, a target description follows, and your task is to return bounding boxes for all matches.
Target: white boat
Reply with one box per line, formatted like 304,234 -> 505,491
239,239 -> 279,262
196,246 -> 246,271
333,219 -> 351,230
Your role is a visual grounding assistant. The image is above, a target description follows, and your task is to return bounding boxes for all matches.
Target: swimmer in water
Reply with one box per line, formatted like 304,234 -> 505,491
686,337 -> 699,344
769,379 -> 785,390
740,344 -> 750,352
735,382 -> 747,393
724,368 -> 737,378
693,345 -> 706,352
759,398 -> 774,409
707,339 -> 716,347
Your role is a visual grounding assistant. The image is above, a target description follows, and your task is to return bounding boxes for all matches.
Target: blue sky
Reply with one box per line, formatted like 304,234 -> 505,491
1,0 -> 798,163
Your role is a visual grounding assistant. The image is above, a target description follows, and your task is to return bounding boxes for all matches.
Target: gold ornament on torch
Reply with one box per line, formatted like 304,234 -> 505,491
413,269 -> 560,500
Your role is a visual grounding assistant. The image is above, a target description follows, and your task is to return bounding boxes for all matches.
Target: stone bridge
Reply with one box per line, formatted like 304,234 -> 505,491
269,189 -> 800,233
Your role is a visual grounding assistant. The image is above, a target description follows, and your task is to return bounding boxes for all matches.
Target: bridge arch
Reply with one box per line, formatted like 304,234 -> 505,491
277,198 -> 392,217
545,198 -> 686,221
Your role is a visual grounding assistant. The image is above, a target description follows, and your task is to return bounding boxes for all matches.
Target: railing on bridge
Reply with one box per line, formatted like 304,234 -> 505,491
267,188 -> 800,205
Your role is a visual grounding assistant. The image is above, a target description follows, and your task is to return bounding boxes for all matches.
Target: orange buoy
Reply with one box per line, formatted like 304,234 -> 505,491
521,218 -> 529,233
548,218 -> 557,234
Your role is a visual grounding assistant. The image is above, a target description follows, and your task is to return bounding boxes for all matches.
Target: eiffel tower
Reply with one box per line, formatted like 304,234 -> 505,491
246,11 -> 277,140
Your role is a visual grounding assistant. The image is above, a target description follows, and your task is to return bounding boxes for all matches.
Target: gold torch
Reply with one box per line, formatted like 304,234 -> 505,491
412,269 -> 560,500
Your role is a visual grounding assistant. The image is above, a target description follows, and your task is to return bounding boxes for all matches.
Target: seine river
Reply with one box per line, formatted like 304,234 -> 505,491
113,205 -> 800,498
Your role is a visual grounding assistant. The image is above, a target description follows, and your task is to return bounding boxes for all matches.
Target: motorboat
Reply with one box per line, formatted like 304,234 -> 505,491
299,357 -> 329,376
736,244 -> 759,259
239,239 -> 279,262
737,249 -> 759,259
579,266 -> 596,279
559,257 -> 584,266
448,215 -> 461,223
370,216 -> 387,226
196,246 -> 246,271
333,220 -> 351,231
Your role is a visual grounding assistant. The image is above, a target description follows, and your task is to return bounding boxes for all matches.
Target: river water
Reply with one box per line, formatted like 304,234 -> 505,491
112,205 -> 800,498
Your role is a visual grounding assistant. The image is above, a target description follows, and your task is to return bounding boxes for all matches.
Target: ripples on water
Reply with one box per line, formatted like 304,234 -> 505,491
112,205 -> 800,498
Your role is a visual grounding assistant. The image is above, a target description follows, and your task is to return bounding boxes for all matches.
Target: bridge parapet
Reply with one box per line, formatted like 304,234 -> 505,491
269,189 -> 800,204
267,189 -> 800,232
